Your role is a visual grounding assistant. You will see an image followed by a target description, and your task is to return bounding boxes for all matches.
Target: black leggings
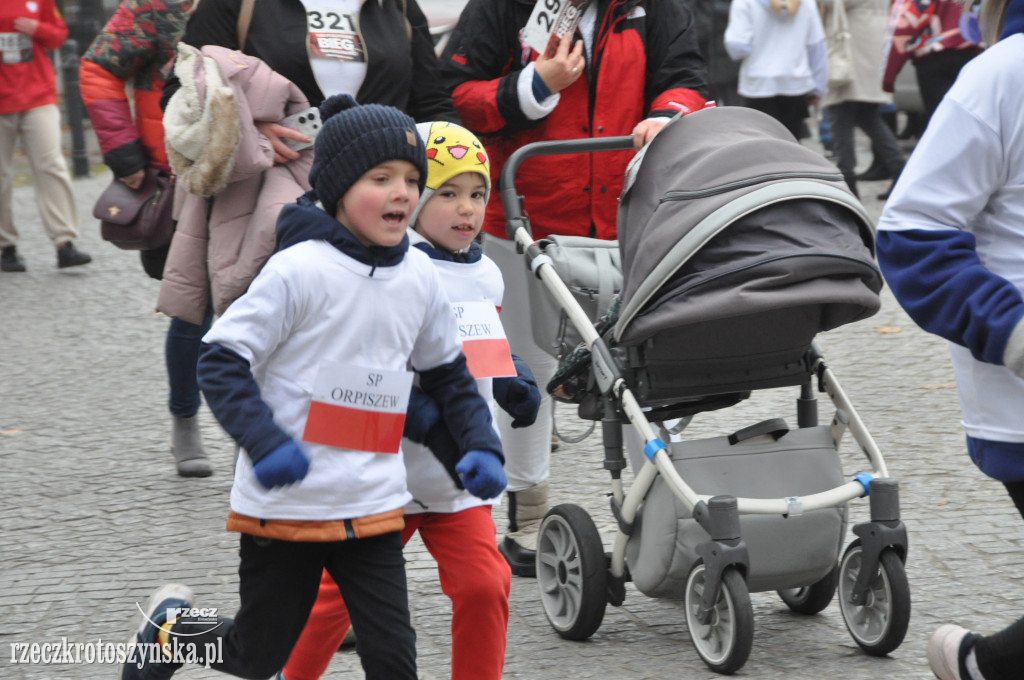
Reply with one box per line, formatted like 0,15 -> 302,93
971,482 -> 1024,679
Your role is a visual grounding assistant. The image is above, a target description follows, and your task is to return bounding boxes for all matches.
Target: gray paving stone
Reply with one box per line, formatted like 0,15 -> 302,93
2,126 -> 1021,680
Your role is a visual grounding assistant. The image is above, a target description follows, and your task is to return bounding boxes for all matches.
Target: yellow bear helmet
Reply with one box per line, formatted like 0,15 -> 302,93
410,121 -> 492,228
415,121 -> 491,194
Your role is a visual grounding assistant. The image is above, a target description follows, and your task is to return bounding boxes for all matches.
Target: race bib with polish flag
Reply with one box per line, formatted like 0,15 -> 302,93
453,301 -> 515,379
303,362 -> 413,454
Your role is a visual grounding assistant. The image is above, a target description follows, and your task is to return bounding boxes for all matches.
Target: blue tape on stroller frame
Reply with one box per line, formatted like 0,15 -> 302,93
644,438 -> 667,460
854,472 -> 874,496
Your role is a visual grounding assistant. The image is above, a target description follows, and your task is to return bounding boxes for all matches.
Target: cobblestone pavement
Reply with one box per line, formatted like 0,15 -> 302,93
2,128 -> 1020,680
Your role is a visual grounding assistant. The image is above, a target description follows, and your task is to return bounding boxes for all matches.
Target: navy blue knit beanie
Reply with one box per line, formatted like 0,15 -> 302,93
309,94 -> 428,213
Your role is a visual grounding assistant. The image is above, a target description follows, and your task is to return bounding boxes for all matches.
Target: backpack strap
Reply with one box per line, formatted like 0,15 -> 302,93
237,0 -> 256,51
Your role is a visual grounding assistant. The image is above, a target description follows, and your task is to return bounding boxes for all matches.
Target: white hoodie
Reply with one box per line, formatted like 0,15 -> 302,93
724,0 -> 829,98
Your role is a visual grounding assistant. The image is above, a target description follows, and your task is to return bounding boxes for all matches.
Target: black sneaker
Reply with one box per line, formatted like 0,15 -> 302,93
1,245 -> 26,272
120,583 -> 194,680
56,241 -> 91,269
498,536 -> 537,577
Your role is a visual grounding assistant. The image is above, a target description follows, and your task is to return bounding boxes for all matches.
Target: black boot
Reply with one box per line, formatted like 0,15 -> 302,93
56,241 -> 91,269
842,173 -> 859,198
1,245 -> 26,272
498,482 -> 548,577
856,157 -> 890,182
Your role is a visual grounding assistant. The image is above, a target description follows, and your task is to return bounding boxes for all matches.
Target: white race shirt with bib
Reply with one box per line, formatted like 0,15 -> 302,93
205,240 -> 461,521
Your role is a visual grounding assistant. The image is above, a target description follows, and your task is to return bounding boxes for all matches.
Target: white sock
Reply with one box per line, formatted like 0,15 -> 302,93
965,648 -> 985,680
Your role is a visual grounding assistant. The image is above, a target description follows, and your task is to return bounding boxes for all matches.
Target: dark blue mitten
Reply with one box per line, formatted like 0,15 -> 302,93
492,354 -> 541,429
253,439 -> 310,490
455,449 -> 507,499
403,385 -> 441,443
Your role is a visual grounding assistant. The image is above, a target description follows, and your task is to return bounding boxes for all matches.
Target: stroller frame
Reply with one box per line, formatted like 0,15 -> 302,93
501,136 -> 910,674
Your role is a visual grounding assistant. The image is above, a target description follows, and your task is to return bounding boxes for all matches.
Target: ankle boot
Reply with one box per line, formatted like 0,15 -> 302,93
1,245 -> 26,272
171,414 -> 213,477
499,480 -> 549,577
56,241 -> 91,269
856,158 -> 890,182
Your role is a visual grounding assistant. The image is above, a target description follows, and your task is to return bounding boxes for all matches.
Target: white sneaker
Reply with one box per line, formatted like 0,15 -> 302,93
928,624 -> 977,680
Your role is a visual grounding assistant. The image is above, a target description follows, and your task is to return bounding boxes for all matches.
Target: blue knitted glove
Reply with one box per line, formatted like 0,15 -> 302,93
492,354 -> 541,429
455,450 -> 507,499
403,385 -> 441,443
253,440 -> 310,490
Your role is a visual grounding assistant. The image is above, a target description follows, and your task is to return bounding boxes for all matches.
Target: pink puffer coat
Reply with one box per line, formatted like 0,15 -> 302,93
157,45 -> 312,324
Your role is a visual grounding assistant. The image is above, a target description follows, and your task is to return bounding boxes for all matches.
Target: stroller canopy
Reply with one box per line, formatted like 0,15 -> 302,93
613,107 -> 882,347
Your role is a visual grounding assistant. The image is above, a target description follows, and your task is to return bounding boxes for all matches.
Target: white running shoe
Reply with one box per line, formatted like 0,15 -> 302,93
928,624 -> 979,680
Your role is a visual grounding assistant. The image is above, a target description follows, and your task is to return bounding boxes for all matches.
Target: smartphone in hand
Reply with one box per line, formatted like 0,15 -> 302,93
278,107 -> 322,151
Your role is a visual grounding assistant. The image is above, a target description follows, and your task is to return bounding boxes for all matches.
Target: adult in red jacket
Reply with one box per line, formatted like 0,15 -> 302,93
440,0 -> 710,575
882,0 -> 984,128
80,0 -> 214,479
0,0 -> 90,272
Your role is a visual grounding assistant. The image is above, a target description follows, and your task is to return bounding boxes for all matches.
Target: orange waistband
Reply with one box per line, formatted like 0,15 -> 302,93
226,508 -> 405,542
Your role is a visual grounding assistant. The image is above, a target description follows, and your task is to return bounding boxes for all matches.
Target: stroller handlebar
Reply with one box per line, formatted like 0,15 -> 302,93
500,136 -> 634,239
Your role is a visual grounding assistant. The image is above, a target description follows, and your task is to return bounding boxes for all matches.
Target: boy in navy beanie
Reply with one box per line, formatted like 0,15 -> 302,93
310,94 -> 429,218
119,95 -> 504,680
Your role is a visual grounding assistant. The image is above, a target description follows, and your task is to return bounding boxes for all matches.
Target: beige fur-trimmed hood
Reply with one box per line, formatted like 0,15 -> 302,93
157,46 -> 312,324
164,43 -> 241,197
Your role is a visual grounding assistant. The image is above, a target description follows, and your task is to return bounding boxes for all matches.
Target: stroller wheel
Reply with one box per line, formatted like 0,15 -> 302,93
536,504 -> 607,641
684,562 -> 753,675
777,565 -> 839,615
837,539 -> 911,656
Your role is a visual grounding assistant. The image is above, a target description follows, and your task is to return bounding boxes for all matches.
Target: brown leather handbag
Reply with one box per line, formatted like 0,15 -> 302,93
93,168 -> 176,250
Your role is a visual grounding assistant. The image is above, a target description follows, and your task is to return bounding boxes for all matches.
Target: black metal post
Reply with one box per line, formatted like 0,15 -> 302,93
61,40 -> 91,178
62,0 -> 107,56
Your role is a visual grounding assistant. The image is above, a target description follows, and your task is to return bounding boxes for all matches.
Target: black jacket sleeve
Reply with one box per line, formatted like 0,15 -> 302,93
644,0 -> 710,116
405,0 -> 460,123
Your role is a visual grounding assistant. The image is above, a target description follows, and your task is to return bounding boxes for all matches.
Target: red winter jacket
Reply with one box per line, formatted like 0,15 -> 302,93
80,0 -> 194,176
0,0 -> 67,115
882,0 -> 982,93
440,0 -> 710,241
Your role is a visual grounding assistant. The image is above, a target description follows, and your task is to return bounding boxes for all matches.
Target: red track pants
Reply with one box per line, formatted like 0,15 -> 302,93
282,505 -> 511,680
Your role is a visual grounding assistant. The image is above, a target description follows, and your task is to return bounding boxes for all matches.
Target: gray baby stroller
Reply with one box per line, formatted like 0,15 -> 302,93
500,107 -> 910,674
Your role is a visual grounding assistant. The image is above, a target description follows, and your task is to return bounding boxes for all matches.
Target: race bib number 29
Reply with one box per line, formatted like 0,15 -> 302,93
303,362 -> 413,454
520,0 -> 592,58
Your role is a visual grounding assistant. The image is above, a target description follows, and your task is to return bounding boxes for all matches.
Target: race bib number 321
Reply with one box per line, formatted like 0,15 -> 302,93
306,8 -> 365,62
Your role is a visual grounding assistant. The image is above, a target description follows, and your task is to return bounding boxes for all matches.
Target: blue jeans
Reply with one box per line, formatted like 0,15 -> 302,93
166,312 -> 212,418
